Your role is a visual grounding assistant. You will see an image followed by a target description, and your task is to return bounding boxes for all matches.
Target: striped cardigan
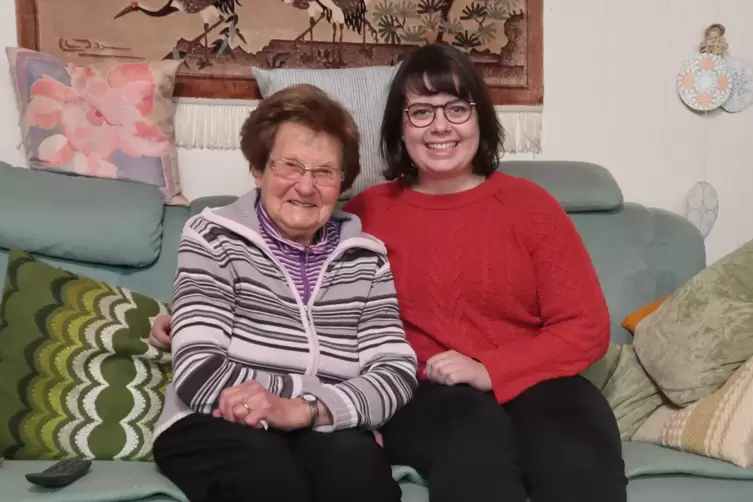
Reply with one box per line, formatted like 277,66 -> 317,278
154,191 -> 418,439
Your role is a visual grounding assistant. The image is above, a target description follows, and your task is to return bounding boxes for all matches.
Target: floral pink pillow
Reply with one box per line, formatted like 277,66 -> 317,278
6,47 -> 186,205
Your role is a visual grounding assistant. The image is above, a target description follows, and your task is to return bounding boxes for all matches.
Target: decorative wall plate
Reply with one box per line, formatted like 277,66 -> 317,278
721,55 -> 753,113
686,181 -> 719,238
677,54 -> 731,111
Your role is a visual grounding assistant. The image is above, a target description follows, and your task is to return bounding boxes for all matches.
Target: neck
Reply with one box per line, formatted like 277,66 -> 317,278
413,170 -> 484,195
283,231 -> 315,246
142,2 -> 177,16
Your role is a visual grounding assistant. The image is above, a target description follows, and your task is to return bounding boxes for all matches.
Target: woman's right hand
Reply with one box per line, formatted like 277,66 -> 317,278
148,314 -> 173,350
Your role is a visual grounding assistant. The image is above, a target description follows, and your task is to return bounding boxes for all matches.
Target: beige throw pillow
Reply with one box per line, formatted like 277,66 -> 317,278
632,355 -> 753,468
634,238 -> 753,406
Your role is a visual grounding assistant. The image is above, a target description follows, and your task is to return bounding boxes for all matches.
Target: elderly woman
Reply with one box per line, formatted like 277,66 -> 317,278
151,83 -> 417,502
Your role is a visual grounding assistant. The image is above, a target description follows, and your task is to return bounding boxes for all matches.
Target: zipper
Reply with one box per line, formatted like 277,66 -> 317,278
301,248 -> 311,304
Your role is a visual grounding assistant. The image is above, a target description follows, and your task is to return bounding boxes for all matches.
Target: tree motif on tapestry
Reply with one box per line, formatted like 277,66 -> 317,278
373,0 -> 522,54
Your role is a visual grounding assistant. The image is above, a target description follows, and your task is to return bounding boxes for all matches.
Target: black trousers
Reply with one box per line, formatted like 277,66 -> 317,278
381,376 -> 628,502
153,413 -> 401,502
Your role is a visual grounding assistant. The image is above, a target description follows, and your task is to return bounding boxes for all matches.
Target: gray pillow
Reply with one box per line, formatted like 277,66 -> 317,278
252,65 -> 398,198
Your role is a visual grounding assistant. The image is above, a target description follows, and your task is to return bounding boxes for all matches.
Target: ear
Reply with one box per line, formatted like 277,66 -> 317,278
251,166 -> 264,188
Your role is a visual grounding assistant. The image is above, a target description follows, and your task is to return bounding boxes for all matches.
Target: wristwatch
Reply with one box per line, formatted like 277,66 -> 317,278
301,393 -> 319,428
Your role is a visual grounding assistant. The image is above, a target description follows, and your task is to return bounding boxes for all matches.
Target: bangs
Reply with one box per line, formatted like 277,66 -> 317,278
403,58 -> 472,101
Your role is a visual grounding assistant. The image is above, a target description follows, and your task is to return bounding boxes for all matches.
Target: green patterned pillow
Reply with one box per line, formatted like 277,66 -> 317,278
0,249 -> 171,461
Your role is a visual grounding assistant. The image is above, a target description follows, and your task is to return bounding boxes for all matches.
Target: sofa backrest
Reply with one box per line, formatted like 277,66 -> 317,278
0,161 -> 706,343
500,161 -> 706,343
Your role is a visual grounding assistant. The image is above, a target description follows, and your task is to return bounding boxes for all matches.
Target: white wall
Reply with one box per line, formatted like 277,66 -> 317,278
1,1 -> 752,264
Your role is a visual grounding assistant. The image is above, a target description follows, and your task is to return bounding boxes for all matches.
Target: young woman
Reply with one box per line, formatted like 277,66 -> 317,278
341,43 -> 627,502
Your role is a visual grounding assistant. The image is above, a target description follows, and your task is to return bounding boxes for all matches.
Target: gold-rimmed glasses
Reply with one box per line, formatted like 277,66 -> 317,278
268,158 -> 344,187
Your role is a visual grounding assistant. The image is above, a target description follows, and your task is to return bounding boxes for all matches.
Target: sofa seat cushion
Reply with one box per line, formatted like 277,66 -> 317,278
0,459 -> 187,502
622,441 -> 753,480
0,163 -> 165,268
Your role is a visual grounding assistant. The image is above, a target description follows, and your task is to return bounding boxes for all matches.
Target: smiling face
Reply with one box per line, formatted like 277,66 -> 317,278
402,84 -> 480,182
253,121 -> 342,245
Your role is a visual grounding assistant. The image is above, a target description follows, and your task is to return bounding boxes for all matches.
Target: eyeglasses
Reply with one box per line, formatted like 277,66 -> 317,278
404,99 -> 476,128
268,158 -> 344,187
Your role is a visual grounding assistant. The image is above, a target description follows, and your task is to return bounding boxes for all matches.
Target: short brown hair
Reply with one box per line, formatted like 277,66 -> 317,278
240,84 -> 360,193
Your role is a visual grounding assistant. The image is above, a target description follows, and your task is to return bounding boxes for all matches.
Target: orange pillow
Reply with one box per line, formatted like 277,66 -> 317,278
621,296 -> 670,334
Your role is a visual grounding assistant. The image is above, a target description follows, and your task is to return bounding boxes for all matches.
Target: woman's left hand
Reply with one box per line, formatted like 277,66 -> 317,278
213,381 -> 309,430
425,350 -> 493,391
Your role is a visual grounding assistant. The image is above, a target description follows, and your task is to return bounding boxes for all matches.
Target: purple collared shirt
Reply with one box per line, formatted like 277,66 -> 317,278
256,200 -> 340,304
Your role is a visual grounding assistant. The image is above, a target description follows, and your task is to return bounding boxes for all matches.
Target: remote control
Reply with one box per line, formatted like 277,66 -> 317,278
25,458 -> 92,488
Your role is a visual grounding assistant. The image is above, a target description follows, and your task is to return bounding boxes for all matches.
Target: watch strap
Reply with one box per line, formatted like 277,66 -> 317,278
302,395 -> 318,428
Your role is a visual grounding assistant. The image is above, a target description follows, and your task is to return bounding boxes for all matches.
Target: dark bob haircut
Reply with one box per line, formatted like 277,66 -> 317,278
240,83 -> 361,193
381,43 -> 505,185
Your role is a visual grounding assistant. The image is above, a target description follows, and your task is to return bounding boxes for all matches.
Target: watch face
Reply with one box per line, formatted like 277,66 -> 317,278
303,394 -> 316,402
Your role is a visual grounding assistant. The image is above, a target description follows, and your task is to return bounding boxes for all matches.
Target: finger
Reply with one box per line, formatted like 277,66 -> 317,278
426,351 -> 452,366
244,408 -> 268,428
434,361 -> 464,385
219,390 -> 243,422
148,334 -> 168,350
431,356 -> 459,372
242,395 -> 270,428
424,361 -> 438,382
443,368 -> 468,385
233,403 -> 252,423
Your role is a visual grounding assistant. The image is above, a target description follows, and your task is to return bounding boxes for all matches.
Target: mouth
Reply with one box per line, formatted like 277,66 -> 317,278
426,141 -> 459,151
288,201 -> 317,208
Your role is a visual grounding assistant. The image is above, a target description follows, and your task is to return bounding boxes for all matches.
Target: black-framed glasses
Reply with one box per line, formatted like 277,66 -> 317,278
404,99 -> 476,128
268,158 -> 344,187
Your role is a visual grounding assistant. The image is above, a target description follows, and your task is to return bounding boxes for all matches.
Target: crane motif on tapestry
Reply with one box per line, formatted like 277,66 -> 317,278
114,0 -> 244,68
282,0 -> 378,63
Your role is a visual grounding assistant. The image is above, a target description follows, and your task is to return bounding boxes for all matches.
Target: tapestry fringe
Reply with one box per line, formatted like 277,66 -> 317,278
172,98 -> 543,154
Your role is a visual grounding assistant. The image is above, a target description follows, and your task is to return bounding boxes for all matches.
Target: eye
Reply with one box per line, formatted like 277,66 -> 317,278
312,168 -> 334,178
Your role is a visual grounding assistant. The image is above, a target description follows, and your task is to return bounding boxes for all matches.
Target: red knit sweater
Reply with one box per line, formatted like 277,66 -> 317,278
342,173 -> 610,404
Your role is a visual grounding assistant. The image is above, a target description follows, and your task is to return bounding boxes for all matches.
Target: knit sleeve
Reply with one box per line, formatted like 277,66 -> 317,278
476,185 -> 611,404
299,261 -> 418,431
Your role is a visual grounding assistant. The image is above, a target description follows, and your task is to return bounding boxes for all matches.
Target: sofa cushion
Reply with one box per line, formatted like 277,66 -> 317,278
5,47 -> 185,205
621,296 -> 670,333
634,238 -> 753,405
0,249 -> 172,461
252,65 -> 398,198
499,160 -> 623,212
633,355 -> 753,468
0,163 -> 165,268
581,344 -> 663,439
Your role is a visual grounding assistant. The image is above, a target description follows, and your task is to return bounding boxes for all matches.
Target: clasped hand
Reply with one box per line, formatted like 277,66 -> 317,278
425,350 -> 492,391
213,380 -> 308,431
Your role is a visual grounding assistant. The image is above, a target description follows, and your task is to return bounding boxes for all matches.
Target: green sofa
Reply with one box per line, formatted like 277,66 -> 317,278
1,160 -> 752,502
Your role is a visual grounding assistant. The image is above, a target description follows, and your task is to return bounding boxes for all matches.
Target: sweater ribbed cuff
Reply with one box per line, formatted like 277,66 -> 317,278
299,381 -> 357,432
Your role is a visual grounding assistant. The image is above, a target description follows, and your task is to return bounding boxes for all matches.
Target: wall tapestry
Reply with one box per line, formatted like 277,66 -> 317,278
16,0 -> 543,153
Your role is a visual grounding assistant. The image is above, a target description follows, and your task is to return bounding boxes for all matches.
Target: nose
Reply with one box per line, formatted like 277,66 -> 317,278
295,171 -> 316,194
430,107 -> 452,132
